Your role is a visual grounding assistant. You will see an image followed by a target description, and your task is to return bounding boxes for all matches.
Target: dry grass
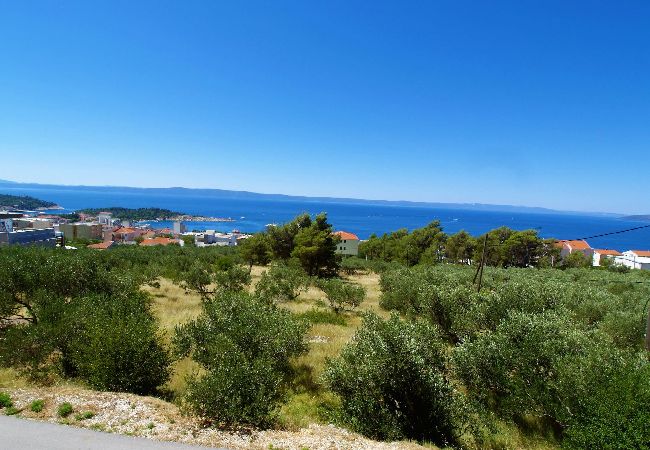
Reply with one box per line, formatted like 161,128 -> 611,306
143,278 -> 204,397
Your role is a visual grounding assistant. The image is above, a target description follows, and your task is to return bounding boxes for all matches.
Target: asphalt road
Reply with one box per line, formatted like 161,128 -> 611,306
0,415 -> 226,450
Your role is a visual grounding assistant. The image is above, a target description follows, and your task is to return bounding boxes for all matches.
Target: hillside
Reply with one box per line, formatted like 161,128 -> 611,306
77,207 -> 184,221
0,193 -> 57,210
622,214 -> 650,222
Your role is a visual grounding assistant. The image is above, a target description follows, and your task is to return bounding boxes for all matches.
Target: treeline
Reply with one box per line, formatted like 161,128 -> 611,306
360,221 -> 560,268
76,207 -> 185,221
0,193 -> 57,210
239,212 -> 339,276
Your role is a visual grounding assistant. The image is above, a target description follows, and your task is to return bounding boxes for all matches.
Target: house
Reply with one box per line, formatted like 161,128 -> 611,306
59,222 -> 103,240
112,227 -> 146,242
333,231 -> 360,256
555,239 -> 593,260
592,249 -> 622,266
97,212 -> 113,225
615,250 -> 650,271
87,241 -> 116,250
140,237 -> 182,247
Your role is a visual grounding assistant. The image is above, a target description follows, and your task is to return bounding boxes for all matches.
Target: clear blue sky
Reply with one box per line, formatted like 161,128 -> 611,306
1,1 -> 648,214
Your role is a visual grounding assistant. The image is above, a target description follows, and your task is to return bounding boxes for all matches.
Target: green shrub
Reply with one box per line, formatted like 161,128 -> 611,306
255,263 -> 310,303
296,308 -> 347,326
339,257 -> 370,275
30,399 -> 45,413
57,402 -> 73,418
75,411 -> 95,421
454,310 -> 621,427
324,313 -> 466,445
68,294 -> 171,395
0,392 -> 12,408
317,279 -> 365,313
4,406 -> 20,416
174,291 -> 308,427
562,358 -> 650,449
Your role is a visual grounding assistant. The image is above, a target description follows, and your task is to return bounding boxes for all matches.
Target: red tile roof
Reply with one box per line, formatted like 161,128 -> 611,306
87,241 -> 115,250
333,231 -> 360,241
558,239 -> 591,250
140,237 -> 179,246
114,227 -> 139,234
594,249 -> 622,256
631,250 -> 650,258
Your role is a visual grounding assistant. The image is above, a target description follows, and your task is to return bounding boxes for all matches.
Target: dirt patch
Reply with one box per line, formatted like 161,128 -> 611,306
4,386 -> 427,450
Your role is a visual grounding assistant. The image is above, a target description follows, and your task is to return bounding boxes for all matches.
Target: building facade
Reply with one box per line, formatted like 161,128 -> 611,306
333,231 -> 360,256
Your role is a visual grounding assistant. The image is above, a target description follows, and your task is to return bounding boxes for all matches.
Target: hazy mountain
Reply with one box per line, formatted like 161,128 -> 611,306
0,179 -> 621,217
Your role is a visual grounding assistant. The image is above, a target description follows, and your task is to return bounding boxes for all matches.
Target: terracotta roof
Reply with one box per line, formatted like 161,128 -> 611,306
631,250 -> 650,258
87,241 -> 114,250
140,237 -> 179,246
558,239 -> 591,250
594,249 -> 622,256
333,231 -> 360,241
114,227 -> 138,234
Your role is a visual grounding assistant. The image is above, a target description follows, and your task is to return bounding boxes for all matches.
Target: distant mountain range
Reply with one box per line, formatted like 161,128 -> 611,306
621,215 -> 650,222
0,179 -> 626,217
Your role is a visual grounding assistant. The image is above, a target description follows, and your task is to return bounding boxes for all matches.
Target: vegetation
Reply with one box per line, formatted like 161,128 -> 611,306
255,262 -> 310,304
57,402 -> 73,418
1,214 -> 648,448
30,399 -> 44,413
0,392 -> 12,408
0,193 -> 56,210
324,313 -> 466,445
173,291 -> 308,427
317,278 -> 366,313
360,221 -> 559,268
76,207 -> 184,221
255,213 -> 340,276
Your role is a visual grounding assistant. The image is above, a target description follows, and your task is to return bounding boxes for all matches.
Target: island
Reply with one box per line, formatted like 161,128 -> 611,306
0,193 -> 59,210
75,207 -> 236,223
621,215 -> 650,222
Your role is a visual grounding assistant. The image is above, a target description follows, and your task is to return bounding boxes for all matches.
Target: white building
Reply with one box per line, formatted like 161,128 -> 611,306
555,239 -> 594,260
615,250 -> 650,271
592,249 -> 622,267
333,231 -> 360,256
173,221 -> 186,234
97,212 -> 113,225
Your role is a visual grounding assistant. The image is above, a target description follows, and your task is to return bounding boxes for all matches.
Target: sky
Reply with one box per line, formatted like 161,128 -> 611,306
0,1 -> 649,214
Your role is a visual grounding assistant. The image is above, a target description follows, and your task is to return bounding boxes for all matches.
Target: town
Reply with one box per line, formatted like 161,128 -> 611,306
0,210 -> 251,250
1,208 -> 649,271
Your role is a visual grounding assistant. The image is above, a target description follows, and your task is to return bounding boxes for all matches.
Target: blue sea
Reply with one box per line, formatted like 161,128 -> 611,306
3,185 -> 649,252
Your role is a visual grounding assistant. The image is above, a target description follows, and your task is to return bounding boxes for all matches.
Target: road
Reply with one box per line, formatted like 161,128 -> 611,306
0,415 -> 226,449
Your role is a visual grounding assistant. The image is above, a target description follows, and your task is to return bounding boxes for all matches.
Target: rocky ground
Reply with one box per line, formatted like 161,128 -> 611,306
4,387 -> 427,450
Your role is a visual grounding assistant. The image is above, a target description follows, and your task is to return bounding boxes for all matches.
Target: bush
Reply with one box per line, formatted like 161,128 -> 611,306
68,294 -> 171,395
57,402 -> 73,418
317,279 -> 365,313
454,310 -> 621,427
255,262 -> 310,304
339,257 -> 370,275
563,358 -> 650,449
75,411 -> 95,421
324,313 -> 466,445
4,406 -> 20,416
0,392 -> 13,408
174,291 -> 308,427
30,399 -> 45,413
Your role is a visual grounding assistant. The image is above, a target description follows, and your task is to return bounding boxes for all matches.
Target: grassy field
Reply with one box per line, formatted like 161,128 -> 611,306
0,266 -> 559,449
144,268 -> 559,449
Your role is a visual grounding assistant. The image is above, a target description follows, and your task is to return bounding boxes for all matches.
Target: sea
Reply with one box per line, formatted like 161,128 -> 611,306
3,185 -> 649,252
